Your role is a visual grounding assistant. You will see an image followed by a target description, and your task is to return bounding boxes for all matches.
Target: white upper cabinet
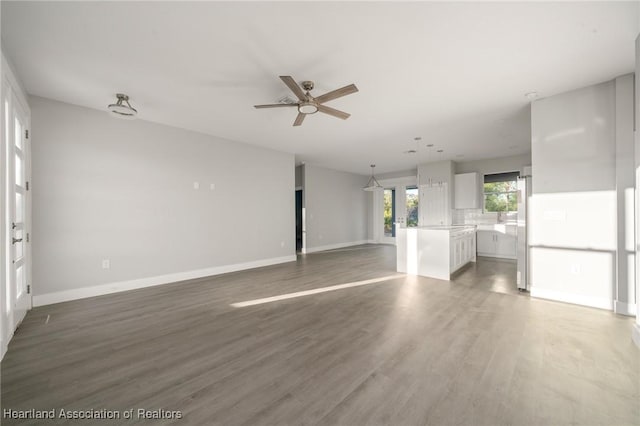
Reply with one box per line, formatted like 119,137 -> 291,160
419,183 -> 450,226
454,172 -> 481,209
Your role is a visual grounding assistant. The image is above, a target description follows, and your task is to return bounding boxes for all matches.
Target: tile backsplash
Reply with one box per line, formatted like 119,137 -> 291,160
452,209 -> 517,225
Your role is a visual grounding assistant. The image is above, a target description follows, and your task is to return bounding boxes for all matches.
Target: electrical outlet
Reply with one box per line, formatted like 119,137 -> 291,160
193,182 -> 200,190
102,259 -> 110,269
210,183 -> 215,190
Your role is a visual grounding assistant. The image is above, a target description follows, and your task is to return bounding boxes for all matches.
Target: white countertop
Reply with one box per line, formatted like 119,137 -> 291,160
475,223 -> 517,235
398,225 -> 476,231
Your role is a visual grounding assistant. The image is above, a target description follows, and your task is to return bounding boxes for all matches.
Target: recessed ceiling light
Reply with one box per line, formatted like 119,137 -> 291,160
414,137 -> 422,141
437,149 -> 444,153
404,150 -> 417,154
426,144 -> 434,147
525,91 -> 538,100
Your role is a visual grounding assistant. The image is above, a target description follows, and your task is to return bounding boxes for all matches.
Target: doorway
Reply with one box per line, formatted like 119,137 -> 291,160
381,188 -> 396,243
295,189 -> 303,252
376,178 -> 419,244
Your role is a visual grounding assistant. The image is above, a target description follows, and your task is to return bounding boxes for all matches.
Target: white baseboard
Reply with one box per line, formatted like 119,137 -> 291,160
303,240 -> 371,254
477,252 -> 517,260
530,287 -> 613,311
632,323 -> 640,349
33,255 -> 297,307
614,300 -> 637,317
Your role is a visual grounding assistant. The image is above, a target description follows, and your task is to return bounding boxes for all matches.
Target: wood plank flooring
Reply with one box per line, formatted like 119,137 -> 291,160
2,245 -> 639,425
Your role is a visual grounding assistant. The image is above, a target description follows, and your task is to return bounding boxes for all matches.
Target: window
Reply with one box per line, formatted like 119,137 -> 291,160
406,186 -> 419,227
483,172 -> 519,212
383,188 -> 395,237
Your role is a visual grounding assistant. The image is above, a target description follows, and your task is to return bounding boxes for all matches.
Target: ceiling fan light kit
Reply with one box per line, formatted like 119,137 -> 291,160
255,76 -> 358,126
298,102 -> 318,114
107,93 -> 137,119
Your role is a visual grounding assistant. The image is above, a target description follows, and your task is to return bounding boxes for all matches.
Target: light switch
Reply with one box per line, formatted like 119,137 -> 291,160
193,182 -> 200,190
102,259 -> 110,269
210,183 -> 216,191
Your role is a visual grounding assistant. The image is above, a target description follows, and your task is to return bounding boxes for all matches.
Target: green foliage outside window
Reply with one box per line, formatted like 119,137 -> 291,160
484,181 -> 517,212
406,189 -> 419,227
384,190 -> 393,236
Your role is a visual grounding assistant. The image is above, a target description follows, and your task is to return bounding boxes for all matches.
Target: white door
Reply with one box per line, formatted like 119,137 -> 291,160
4,88 -> 31,332
380,185 -> 418,244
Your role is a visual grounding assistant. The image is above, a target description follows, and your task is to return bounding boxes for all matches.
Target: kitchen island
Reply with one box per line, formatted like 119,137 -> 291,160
396,225 -> 476,280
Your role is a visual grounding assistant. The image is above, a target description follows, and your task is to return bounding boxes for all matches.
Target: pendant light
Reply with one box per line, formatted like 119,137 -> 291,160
363,164 -> 383,191
108,93 -> 137,119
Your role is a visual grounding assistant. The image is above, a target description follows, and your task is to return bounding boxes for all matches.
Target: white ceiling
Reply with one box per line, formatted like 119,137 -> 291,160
2,1 -> 638,175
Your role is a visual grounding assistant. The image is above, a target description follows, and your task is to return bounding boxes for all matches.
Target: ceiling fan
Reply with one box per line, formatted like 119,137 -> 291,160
254,76 -> 358,126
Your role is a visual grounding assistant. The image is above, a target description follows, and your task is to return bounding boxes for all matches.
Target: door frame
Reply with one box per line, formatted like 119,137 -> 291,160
8,94 -> 32,327
373,176 -> 417,244
1,57 -> 32,355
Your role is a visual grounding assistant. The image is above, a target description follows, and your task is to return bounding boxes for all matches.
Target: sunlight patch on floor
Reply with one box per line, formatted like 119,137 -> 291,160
230,274 -> 405,307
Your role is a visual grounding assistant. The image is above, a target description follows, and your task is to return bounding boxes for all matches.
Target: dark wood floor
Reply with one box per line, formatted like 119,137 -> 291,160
2,245 -> 639,425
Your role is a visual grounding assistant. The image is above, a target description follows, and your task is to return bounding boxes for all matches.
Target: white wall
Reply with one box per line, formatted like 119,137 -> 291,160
452,153 -> 531,224
455,153 -> 531,176
31,96 -> 295,304
295,164 -> 304,188
303,164 -> 368,252
614,74 -> 636,315
530,80 -> 620,310
634,35 -> 640,345
376,168 -> 417,181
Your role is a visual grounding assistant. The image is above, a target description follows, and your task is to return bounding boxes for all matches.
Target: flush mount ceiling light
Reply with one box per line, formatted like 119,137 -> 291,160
108,93 -> 137,119
298,101 -> 319,115
363,164 -> 383,192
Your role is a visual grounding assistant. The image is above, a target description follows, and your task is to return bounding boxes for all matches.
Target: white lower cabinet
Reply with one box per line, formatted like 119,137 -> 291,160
477,230 -> 494,254
476,230 -> 516,259
396,226 -> 476,281
449,229 -> 476,273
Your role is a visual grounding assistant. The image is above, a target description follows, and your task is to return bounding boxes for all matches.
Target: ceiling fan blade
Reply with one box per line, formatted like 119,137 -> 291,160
254,103 -> 298,109
314,84 -> 358,104
280,76 -> 307,101
293,113 -> 306,126
317,104 -> 350,120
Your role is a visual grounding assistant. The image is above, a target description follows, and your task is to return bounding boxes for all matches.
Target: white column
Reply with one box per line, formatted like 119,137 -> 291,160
633,35 -> 640,348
